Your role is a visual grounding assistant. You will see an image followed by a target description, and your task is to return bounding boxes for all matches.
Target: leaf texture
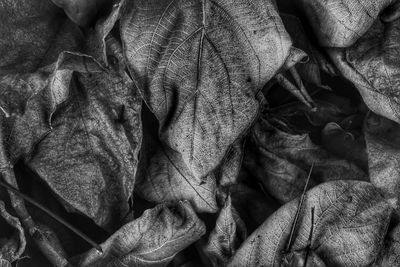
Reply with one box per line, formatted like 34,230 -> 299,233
329,18 -> 400,124
137,147 -> 218,213
203,196 -> 246,266
121,0 -> 292,179
364,113 -> 400,218
229,180 -> 392,267
75,201 -> 206,267
299,0 -> 396,47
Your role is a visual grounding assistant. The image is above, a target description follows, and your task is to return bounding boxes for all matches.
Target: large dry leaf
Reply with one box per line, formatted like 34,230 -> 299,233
329,18 -> 400,124
244,115 -> 367,203
299,0 -> 396,47
364,113 -> 400,218
203,196 -> 246,266
121,0 -> 292,179
74,201 -> 206,267
0,52 -> 100,170
25,60 -> 142,229
229,180 -> 392,267
137,147 -> 218,213
0,0 -> 82,74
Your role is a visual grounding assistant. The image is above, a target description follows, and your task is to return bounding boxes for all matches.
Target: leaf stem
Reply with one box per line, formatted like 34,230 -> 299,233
0,179 -> 103,254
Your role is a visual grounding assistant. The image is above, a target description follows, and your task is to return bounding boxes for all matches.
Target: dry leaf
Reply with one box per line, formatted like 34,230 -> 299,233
229,180 -> 392,266
74,201 -> 206,267
121,0 -> 292,180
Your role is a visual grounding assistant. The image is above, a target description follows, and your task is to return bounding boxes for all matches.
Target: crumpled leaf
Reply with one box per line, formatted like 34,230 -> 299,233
137,146 -> 218,213
299,0 -> 397,47
74,201 -> 206,267
121,0 -> 292,180
329,18 -> 400,124
0,0 -> 82,74
364,112 -> 400,218
216,140 -> 244,188
229,180 -> 392,267
244,115 -> 367,203
25,56 -> 142,229
0,201 -> 25,264
203,196 -> 246,266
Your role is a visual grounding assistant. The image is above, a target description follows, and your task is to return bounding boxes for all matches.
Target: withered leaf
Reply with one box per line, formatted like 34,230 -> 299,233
25,59 -> 142,229
137,146 -> 218,213
0,0 -> 82,74
364,113 -> 400,218
244,115 -> 367,203
229,180 -> 392,266
74,201 -> 206,267
329,18 -> 400,124
203,195 -> 246,266
121,0 -> 292,180
299,0 -> 397,47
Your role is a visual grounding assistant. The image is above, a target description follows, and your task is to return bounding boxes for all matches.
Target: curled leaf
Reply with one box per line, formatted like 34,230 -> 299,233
299,0 -> 397,47
229,180 -> 392,266
203,196 -> 246,266
74,201 -> 206,267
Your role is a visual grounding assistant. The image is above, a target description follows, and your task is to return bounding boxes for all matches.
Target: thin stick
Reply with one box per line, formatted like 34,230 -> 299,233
285,163 -> 314,253
304,207 -> 315,267
0,179 -> 103,253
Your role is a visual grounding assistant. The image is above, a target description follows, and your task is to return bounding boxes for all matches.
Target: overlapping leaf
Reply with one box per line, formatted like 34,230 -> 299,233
0,0 -> 82,74
25,60 -> 142,229
203,196 -> 246,266
137,147 -> 218,213
229,180 -> 392,266
121,0 -> 292,180
244,115 -> 367,203
329,18 -> 400,124
74,201 -> 206,267
364,113 -> 400,218
299,0 -> 397,47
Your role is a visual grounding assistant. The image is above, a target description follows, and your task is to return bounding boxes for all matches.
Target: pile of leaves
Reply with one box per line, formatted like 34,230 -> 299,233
1,0 -> 400,266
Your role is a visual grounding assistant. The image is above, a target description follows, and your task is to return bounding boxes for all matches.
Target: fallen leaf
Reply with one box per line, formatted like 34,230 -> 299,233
137,147 -> 218,213
364,112 -> 400,218
203,196 -> 246,266
26,59 -> 142,229
299,0 -> 397,47
121,0 -> 292,180
229,180 -> 392,266
244,115 -> 367,203
0,0 -> 82,74
329,18 -> 400,124
74,201 -> 206,267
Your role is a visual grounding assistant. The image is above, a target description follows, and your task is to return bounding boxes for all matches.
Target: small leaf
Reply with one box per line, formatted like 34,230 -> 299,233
74,201 -> 206,267
228,180 -> 392,266
203,196 -> 246,266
